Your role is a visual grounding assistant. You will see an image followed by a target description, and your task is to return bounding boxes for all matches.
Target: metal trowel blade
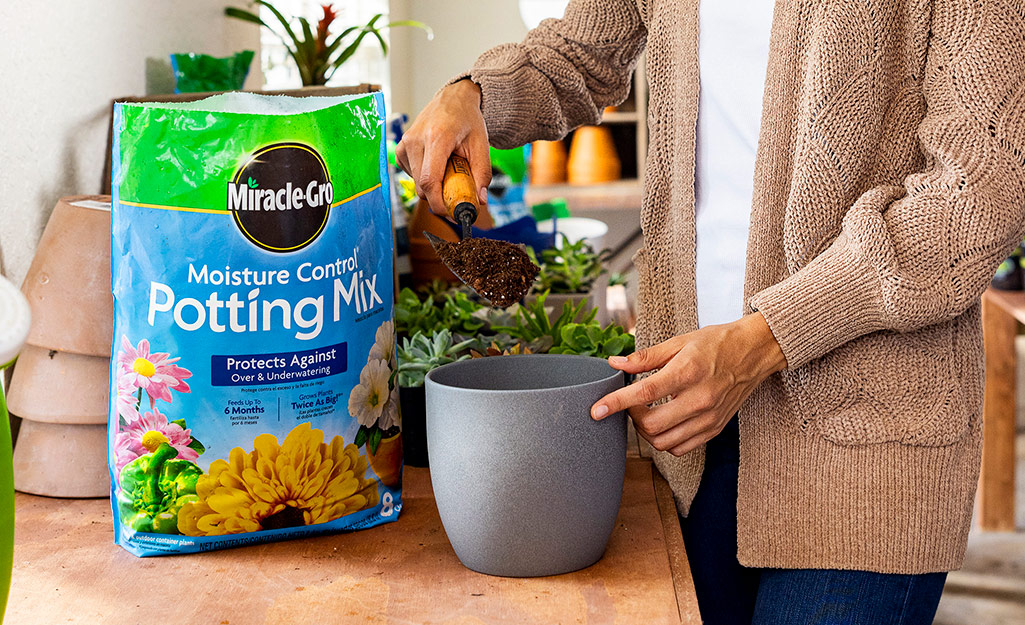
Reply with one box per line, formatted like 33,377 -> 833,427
422,231 -> 538,308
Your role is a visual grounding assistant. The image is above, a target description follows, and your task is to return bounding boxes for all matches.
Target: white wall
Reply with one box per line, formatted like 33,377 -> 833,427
388,0 -> 528,119
0,1 -> 262,285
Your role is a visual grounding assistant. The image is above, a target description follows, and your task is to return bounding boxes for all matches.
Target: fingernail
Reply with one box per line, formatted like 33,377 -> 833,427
592,405 -> 609,419
609,356 -> 627,365
479,187 -> 488,203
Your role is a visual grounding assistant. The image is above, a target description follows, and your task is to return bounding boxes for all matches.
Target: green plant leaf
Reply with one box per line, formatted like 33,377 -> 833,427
251,0 -> 302,50
187,437 -> 206,455
368,27 -> 388,56
224,7 -> 266,26
354,425 -> 369,448
385,20 -> 433,39
328,13 -> 383,76
171,418 -> 188,429
297,16 -> 317,68
603,335 -> 629,356
368,426 -> 383,454
532,236 -> 610,294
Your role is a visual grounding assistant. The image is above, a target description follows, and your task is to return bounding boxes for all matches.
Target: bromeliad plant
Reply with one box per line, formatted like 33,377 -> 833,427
225,1 -> 432,86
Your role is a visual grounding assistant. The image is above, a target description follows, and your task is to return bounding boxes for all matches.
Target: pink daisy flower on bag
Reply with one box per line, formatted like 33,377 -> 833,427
115,373 -> 140,421
114,406 -> 198,476
117,336 -> 192,407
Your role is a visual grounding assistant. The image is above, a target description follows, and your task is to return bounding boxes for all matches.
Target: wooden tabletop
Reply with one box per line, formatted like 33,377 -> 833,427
7,459 -> 698,625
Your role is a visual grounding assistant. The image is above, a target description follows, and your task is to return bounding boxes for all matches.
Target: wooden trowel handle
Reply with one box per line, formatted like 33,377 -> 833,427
442,155 -> 479,223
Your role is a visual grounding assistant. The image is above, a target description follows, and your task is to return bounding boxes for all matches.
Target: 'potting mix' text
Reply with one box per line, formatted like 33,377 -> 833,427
145,248 -> 383,340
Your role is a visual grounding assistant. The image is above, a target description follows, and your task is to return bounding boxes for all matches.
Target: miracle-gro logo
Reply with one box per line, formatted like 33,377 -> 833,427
227,142 -> 334,253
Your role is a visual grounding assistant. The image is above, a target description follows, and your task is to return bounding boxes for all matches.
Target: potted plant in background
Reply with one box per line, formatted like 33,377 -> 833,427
491,292 -> 634,360
396,329 -> 475,467
225,1 -> 431,86
527,236 -> 611,324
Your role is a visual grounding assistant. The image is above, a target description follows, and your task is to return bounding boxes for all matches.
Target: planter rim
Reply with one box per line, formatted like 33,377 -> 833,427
425,353 -> 619,394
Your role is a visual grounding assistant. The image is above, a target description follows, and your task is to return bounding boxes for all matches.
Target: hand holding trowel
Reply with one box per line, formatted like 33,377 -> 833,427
423,155 -> 538,308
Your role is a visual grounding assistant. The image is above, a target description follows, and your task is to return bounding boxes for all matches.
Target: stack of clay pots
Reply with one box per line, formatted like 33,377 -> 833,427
9,196 -> 112,498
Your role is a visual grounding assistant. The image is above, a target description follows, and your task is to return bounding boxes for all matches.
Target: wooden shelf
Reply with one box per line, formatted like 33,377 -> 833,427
601,111 -> 641,124
526,179 -> 643,212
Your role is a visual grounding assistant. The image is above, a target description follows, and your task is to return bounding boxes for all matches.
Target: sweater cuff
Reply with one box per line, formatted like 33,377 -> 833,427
443,70 -> 528,149
442,73 -> 475,91
748,233 -> 887,370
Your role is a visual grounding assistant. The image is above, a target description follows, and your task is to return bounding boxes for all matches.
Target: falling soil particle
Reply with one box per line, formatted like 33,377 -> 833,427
433,237 -> 539,308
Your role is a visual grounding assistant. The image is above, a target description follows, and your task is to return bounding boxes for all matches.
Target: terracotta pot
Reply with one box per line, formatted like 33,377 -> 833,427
7,345 -> 109,424
12,420 -> 109,498
567,127 -> 621,185
530,140 -> 568,186
367,432 -> 403,488
22,196 -> 113,357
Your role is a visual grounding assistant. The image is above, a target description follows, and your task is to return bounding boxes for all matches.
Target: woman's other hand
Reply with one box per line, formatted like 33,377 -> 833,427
395,79 -> 492,215
592,313 -> 787,456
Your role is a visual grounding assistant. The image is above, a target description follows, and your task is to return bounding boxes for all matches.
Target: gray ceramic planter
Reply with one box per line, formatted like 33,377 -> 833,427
425,354 -> 626,577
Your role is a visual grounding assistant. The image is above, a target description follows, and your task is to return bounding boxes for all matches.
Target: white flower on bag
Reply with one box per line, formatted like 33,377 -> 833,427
348,358 -> 392,427
378,384 -> 401,431
368,320 -> 396,368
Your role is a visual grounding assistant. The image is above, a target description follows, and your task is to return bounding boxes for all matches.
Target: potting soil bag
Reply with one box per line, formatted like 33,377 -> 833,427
109,92 -> 401,556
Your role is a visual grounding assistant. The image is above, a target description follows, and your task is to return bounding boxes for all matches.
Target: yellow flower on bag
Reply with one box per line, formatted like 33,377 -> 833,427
177,423 -> 379,536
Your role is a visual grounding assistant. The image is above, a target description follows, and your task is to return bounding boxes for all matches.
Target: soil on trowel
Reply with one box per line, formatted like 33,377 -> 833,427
434,238 -> 539,308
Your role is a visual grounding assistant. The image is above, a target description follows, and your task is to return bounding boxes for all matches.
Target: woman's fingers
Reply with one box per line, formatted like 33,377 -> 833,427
629,394 -> 700,439
631,403 -> 721,452
608,336 -> 687,374
668,434 -> 715,457
418,140 -> 452,216
591,366 -> 677,419
465,136 -> 493,205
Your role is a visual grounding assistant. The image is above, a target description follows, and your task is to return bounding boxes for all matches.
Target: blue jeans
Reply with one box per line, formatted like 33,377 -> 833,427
679,417 -> 947,625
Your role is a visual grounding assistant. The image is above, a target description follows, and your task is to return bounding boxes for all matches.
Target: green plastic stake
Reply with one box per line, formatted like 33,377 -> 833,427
0,376 -> 12,617
531,198 -> 570,222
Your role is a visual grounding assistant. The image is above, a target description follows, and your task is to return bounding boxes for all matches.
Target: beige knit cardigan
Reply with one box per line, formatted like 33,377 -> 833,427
462,0 -> 1025,573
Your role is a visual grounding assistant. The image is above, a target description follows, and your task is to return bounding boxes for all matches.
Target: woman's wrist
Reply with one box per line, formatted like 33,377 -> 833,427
735,312 -> 787,378
445,78 -> 483,110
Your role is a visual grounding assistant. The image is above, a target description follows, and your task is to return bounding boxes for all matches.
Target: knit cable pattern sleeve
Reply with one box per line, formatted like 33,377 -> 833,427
749,1 -> 1025,370
461,0 -> 646,149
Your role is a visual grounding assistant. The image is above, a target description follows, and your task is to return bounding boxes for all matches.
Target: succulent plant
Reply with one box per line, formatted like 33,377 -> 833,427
470,341 -> 535,358
492,291 -> 633,358
394,287 -> 485,339
528,236 -> 611,294
396,329 -> 475,387
493,291 -> 596,348
549,322 -> 635,358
